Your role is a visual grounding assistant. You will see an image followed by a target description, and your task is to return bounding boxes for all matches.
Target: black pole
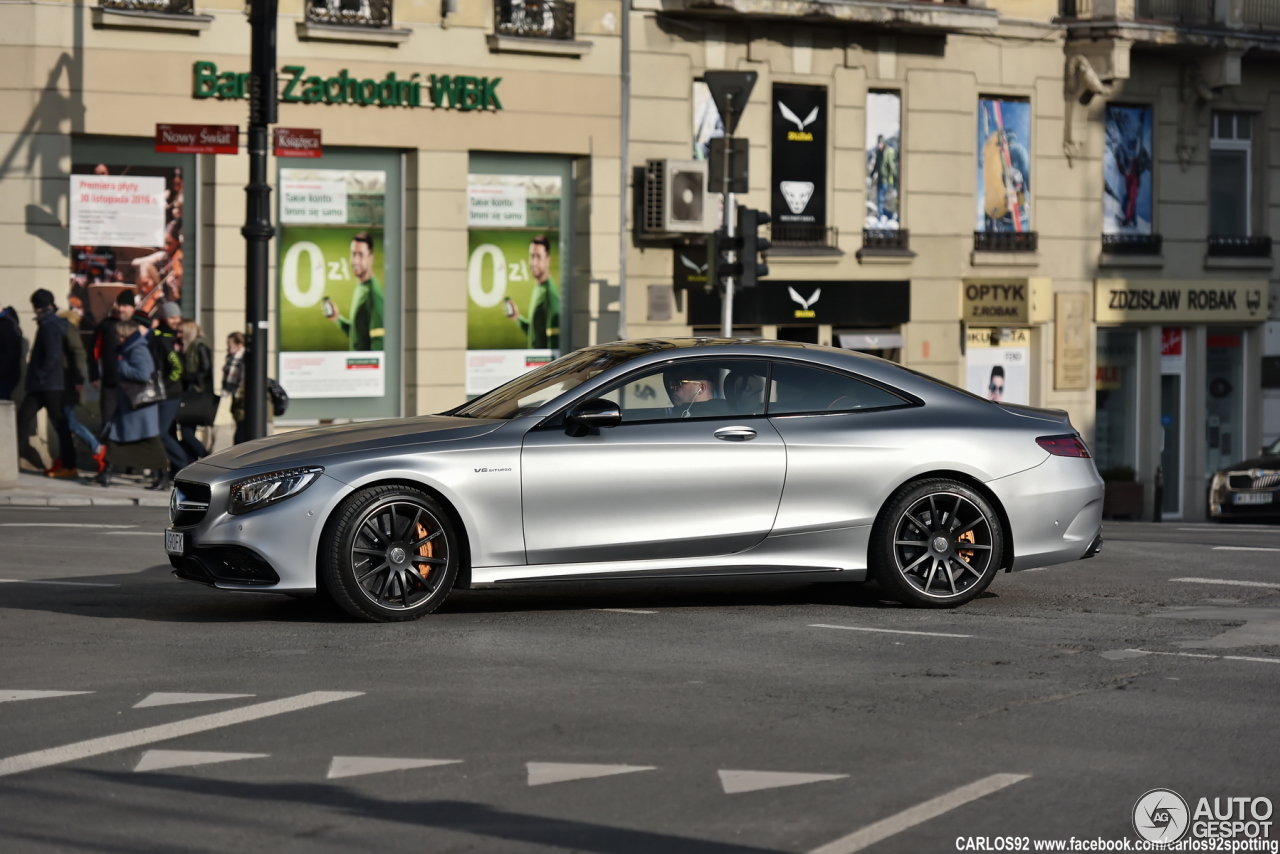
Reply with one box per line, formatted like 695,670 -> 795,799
242,0 -> 278,440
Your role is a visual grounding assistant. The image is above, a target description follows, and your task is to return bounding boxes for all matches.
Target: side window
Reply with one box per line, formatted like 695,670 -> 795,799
596,359 -> 769,422
768,362 -> 907,415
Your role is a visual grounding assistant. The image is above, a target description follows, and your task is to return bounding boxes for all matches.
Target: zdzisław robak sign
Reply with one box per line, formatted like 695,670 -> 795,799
193,61 -> 502,111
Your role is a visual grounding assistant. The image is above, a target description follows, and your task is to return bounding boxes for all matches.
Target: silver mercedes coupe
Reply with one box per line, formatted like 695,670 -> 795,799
165,338 -> 1104,622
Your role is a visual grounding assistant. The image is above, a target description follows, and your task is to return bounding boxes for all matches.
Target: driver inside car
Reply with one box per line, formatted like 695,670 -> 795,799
663,364 -> 734,418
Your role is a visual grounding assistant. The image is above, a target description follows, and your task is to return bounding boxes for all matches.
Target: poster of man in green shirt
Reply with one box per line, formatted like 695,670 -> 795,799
504,235 -> 559,350
323,232 -> 384,351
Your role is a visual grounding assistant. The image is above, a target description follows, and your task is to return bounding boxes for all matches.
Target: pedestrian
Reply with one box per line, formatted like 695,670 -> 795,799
221,331 -> 247,445
0,305 -> 21,401
16,290 -> 77,477
89,291 -> 146,435
99,320 -> 168,489
149,302 -> 187,487
177,318 -> 213,461
57,306 -> 107,476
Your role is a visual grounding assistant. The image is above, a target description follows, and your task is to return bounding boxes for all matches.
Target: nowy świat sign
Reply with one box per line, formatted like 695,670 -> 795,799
193,61 -> 502,111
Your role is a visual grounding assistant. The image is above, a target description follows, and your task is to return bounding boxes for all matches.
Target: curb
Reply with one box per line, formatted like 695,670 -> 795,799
1,495 -> 169,507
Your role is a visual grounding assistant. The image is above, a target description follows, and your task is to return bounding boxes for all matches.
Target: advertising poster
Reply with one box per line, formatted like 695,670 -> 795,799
69,163 -> 185,327
976,98 -> 1032,233
1104,105 -> 1153,235
772,84 -> 827,241
865,91 -> 901,231
692,81 -> 724,161
466,174 -> 561,395
277,168 -> 389,399
966,327 -> 1029,405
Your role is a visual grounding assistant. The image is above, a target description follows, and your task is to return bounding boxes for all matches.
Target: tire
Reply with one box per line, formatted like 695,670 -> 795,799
320,485 -> 460,622
869,478 -> 1005,608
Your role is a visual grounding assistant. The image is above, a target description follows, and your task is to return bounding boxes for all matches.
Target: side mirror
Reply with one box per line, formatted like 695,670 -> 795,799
565,398 -> 621,436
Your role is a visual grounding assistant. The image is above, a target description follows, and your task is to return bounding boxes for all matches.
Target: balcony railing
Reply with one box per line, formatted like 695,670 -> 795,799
99,0 -> 194,13
863,229 -> 911,252
495,0 -> 576,40
974,231 -> 1038,253
770,224 -> 839,248
1135,0 -> 1213,23
1102,233 -> 1163,255
1243,0 -> 1280,27
306,0 -> 394,28
1207,235 -> 1272,258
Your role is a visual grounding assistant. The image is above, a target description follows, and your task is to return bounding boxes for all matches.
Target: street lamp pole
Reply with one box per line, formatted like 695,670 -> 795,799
243,0 -> 278,441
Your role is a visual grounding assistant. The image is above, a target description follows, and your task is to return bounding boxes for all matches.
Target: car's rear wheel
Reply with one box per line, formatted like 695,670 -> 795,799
870,478 -> 1004,608
321,485 -> 458,622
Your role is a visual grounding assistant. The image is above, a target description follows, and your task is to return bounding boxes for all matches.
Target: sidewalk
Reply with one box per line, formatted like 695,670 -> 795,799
1,469 -> 169,507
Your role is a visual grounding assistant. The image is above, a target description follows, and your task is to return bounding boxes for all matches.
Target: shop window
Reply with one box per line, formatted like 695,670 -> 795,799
1205,329 -> 1245,475
1094,329 -> 1140,478
1207,112 -> 1269,258
306,0 -> 394,28
975,97 -> 1036,252
494,0 -> 576,40
862,91 -> 909,255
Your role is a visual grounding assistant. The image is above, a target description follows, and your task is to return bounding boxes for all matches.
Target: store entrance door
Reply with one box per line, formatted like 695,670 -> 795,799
1205,329 -> 1245,477
1160,328 -> 1186,519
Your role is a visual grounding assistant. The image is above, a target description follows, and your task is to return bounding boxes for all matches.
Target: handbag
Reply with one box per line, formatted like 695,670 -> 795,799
119,370 -> 167,409
176,389 -> 219,426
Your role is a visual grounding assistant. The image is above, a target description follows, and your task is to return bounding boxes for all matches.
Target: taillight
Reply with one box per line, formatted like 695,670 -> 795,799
1037,434 -> 1091,458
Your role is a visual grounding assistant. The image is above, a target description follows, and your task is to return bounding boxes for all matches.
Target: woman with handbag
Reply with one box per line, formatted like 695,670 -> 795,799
175,319 -> 214,462
98,321 -> 168,489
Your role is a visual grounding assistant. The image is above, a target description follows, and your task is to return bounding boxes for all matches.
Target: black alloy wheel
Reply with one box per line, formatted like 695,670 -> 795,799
321,485 -> 459,622
871,478 -> 1004,608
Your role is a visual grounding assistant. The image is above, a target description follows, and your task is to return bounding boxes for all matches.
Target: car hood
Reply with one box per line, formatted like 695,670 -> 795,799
201,416 -> 506,470
1216,454 -> 1280,474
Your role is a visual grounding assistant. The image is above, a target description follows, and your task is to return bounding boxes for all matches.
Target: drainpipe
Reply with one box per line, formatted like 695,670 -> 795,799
617,0 -> 630,340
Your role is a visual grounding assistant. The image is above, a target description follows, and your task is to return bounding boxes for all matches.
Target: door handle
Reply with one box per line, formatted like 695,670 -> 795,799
713,426 -> 757,442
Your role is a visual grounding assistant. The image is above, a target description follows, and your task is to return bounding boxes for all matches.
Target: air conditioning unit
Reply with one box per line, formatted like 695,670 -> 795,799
643,159 -> 712,235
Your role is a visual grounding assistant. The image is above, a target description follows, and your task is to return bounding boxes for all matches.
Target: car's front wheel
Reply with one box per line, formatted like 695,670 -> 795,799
870,478 -> 1004,608
321,485 -> 459,622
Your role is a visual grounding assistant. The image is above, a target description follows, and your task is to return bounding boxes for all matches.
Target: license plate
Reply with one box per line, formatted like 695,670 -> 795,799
1233,492 -> 1274,506
164,530 -> 186,555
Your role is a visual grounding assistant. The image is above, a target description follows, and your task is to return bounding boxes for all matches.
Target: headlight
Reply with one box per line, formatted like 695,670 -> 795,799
1211,472 -> 1227,492
228,467 -> 324,515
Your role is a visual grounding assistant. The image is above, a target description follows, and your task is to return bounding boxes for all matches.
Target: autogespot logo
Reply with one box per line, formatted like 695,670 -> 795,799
1133,788 -> 1190,843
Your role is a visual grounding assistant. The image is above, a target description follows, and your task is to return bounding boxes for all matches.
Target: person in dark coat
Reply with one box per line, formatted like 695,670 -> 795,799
149,302 -> 188,487
16,290 -> 77,475
99,321 -> 168,489
57,307 -> 107,475
89,290 -> 147,435
176,318 -> 213,461
0,305 -> 22,400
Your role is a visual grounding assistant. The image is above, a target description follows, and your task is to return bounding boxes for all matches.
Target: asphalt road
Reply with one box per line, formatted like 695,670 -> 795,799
1,505 -> 1278,853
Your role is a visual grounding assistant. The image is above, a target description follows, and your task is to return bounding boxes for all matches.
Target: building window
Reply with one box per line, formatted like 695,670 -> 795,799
1209,111 -> 1251,238
98,0 -> 194,12
494,0 -> 576,40
306,0 -> 394,28
1094,328 -> 1140,477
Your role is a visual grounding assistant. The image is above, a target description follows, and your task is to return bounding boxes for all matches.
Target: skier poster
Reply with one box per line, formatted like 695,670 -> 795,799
1103,105 -> 1153,235
976,98 -> 1031,233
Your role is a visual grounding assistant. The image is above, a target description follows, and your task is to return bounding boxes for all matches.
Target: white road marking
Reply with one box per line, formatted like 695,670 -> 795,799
1177,525 -> 1280,532
808,773 -> 1031,854
592,608 -> 657,614
526,762 -> 655,787
0,691 -> 93,704
135,750 -> 267,773
0,579 -> 121,588
719,769 -> 848,794
0,691 -> 362,778
327,756 -> 462,780
0,523 -> 137,528
1170,578 -> 1280,589
134,693 -> 255,709
1211,546 -> 1280,552
105,531 -> 162,537
810,624 -> 973,639
1124,649 -> 1280,665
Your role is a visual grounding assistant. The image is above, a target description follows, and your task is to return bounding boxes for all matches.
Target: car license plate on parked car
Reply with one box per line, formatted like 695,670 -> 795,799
1233,492 -> 1274,506
164,530 -> 186,555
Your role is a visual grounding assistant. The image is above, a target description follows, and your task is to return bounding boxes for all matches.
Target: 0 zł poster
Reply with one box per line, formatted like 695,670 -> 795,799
69,164 -> 186,327
466,174 -> 561,396
278,168 -> 388,399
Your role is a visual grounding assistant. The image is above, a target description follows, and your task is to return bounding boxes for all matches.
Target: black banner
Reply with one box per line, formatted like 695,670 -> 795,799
687,280 -> 910,328
771,84 -> 827,242
673,243 -> 710,292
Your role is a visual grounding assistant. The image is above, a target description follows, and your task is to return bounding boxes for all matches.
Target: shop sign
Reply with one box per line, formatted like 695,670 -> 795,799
1054,292 -> 1090,391
771,84 -> 827,238
687,280 -> 910,327
672,244 -> 710,292
192,61 -> 503,111
962,277 -> 1052,325
965,327 -> 1030,405
154,123 -> 238,155
1095,278 -> 1266,324
274,128 -> 322,159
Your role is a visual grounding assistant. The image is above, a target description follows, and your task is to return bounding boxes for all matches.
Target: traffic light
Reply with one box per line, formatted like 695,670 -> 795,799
710,227 -> 743,283
738,207 -> 771,289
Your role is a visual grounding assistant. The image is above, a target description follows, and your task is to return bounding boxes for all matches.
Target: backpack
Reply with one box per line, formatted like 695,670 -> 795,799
267,378 -> 289,417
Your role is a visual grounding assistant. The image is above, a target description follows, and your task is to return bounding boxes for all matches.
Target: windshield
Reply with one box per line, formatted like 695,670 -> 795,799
452,345 -> 666,419
1266,437 -> 1280,457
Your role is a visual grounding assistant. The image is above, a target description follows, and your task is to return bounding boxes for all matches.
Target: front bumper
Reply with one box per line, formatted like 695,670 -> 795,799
987,455 -> 1105,571
166,464 -> 351,593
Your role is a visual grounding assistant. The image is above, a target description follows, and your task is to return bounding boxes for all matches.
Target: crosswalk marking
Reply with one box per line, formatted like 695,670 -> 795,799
526,762 -> 656,787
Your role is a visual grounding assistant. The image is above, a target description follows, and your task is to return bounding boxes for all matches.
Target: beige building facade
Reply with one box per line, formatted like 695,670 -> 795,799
2,0 -> 1279,520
